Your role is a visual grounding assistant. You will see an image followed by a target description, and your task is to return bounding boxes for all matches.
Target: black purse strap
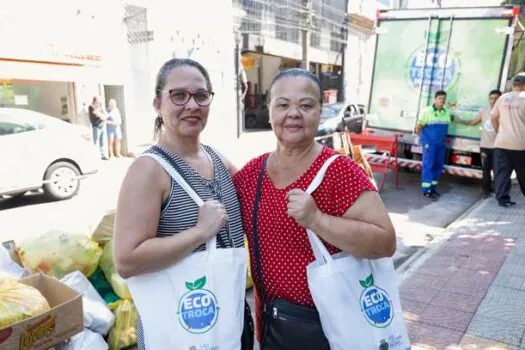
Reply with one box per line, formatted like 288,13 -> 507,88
252,155 -> 269,309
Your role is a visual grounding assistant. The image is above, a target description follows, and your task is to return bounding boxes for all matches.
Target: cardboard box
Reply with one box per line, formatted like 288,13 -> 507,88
0,273 -> 83,350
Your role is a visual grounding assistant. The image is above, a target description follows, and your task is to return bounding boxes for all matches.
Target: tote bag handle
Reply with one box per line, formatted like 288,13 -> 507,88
140,153 -> 216,252
305,154 -> 340,264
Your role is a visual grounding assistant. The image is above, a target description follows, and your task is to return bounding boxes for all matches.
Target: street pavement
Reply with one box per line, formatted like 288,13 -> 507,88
378,170 -> 482,268
398,183 -> 525,349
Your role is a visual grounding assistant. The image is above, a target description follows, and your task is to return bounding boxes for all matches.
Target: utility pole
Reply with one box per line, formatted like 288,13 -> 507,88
339,0 -> 349,102
301,0 -> 312,70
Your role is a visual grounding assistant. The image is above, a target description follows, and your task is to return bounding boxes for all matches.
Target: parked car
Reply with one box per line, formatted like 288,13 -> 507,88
0,108 -> 99,200
317,102 -> 365,137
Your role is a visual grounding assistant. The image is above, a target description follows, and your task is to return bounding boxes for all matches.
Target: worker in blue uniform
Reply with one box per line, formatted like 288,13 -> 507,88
416,90 -> 460,201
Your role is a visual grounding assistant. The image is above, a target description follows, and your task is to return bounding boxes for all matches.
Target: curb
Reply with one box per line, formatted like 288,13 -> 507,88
395,195 -> 488,285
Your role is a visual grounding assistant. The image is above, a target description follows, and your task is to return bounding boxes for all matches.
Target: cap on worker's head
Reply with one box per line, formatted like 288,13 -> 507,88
513,74 -> 525,85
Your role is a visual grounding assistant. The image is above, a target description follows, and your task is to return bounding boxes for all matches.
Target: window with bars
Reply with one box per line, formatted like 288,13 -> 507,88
233,0 -> 348,52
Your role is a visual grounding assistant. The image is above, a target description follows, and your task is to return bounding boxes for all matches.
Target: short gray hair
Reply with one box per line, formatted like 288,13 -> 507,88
267,68 -> 322,105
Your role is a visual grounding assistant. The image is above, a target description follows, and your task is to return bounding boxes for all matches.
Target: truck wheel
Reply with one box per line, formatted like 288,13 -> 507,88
43,162 -> 81,200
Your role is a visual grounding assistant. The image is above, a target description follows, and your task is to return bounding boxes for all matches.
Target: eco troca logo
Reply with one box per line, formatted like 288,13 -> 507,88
177,276 -> 219,334
359,273 -> 393,328
405,31 -> 460,94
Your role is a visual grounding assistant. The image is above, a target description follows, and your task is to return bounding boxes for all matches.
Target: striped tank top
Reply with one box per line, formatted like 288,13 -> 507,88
136,144 -> 244,349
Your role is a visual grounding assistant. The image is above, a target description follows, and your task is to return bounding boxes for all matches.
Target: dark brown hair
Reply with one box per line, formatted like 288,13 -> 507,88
153,58 -> 213,138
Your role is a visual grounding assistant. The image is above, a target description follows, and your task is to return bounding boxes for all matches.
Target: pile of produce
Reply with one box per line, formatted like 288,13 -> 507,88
0,277 -> 50,328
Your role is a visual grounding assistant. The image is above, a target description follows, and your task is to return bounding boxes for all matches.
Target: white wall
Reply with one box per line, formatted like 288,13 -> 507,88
0,0 -> 131,129
345,1 -> 385,106
345,33 -> 376,106
123,0 -> 276,166
349,0 -> 389,17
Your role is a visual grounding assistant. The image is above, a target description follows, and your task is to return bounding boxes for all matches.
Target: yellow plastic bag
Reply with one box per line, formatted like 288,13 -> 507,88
99,240 -> 131,299
245,237 -> 253,289
91,211 -> 115,244
107,299 -> 138,350
18,231 -> 102,279
0,277 -> 51,328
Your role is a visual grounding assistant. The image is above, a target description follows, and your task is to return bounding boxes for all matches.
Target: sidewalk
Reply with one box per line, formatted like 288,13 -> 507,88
399,184 -> 525,350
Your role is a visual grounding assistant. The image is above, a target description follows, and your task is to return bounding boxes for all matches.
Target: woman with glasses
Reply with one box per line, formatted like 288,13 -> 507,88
113,58 -> 249,349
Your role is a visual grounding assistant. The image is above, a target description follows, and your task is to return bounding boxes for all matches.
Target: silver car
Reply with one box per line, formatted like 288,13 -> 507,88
317,102 -> 365,136
0,108 -> 99,200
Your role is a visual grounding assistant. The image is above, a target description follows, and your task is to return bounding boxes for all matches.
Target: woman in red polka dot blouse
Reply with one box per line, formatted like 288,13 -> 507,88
233,69 -> 396,349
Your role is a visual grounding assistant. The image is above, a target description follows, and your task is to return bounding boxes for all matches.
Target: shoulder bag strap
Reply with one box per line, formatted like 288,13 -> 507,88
252,156 -> 269,309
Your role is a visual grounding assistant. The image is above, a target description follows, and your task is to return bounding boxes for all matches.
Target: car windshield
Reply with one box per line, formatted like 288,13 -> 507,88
321,104 -> 343,119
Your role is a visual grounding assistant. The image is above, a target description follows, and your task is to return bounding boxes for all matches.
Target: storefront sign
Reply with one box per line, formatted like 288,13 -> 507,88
0,43 -> 102,66
0,3 -> 105,66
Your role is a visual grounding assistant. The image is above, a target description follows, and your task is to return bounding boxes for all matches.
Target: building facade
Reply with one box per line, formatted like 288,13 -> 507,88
234,0 -> 349,131
0,0 -> 399,166
123,0 -> 275,166
0,0 -> 133,151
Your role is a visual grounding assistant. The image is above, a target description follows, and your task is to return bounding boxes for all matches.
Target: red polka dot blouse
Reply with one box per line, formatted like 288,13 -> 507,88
233,146 -> 376,340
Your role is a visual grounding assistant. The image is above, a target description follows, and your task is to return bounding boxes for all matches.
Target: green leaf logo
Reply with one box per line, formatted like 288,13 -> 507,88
359,274 -> 375,289
194,276 -> 206,290
185,276 -> 207,291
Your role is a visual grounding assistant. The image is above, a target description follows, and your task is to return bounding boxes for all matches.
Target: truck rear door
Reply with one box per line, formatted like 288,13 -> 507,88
367,8 -> 513,140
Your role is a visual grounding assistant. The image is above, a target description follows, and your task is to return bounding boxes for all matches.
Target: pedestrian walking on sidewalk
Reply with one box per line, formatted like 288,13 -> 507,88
416,90 -> 463,201
89,96 -> 108,160
113,58 -> 252,350
491,74 -> 525,207
455,90 -> 502,198
233,68 -> 396,349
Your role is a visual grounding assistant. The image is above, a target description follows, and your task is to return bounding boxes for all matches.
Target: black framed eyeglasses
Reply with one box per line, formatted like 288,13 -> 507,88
159,89 -> 215,107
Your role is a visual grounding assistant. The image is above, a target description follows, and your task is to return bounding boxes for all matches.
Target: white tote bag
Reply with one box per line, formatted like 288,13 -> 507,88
127,153 -> 248,350
305,155 -> 411,350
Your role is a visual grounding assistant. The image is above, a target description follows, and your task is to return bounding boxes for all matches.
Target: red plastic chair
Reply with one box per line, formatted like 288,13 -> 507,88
347,132 -> 399,191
